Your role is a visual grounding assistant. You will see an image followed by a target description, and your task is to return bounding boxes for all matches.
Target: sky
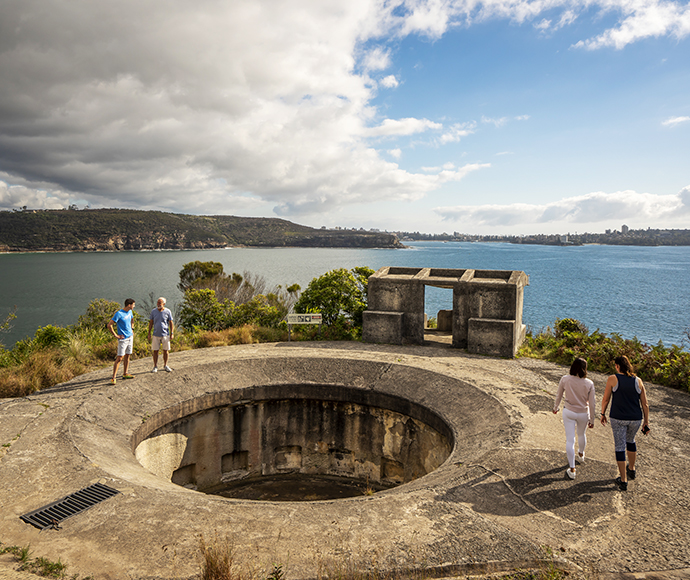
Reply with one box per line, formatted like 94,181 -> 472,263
0,0 -> 689,235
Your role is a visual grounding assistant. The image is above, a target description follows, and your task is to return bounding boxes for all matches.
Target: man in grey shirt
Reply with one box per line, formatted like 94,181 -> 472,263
147,297 -> 174,372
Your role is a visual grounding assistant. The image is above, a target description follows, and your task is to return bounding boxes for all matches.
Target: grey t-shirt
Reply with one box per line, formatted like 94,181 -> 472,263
150,307 -> 173,337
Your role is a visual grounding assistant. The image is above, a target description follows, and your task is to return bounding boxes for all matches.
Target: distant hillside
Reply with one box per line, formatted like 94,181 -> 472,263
0,209 -> 403,251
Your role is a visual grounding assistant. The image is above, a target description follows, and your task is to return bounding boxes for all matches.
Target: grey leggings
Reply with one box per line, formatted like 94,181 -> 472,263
610,417 -> 641,461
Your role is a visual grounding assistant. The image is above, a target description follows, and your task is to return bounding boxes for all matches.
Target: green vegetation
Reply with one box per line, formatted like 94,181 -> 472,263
0,209 -> 401,251
0,541 -> 93,579
519,318 -> 690,392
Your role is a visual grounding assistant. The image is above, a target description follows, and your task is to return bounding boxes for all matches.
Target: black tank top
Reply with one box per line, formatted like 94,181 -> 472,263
610,373 -> 642,421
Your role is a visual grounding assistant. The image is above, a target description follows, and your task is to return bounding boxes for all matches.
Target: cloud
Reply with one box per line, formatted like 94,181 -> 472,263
0,0 -> 688,218
434,188 -> 690,228
366,117 -> 443,137
572,0 -> 690,50
439,122 -> 477,144
662,116 -> 690,127
380,75 -> 400,88
388,148 -> 402,158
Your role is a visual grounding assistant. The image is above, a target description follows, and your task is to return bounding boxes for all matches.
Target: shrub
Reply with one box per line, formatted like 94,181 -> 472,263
519,319 -> 690,392
294,267 -> 373,327
78,299 -> 122,330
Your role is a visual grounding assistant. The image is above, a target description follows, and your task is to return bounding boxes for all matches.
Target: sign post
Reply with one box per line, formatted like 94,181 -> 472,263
286,313 -> 322,341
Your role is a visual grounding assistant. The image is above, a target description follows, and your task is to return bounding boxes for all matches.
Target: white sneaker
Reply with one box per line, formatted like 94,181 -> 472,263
567,469 -> 576,480
152,367 -> 158,373
164,365 -> 173,372
577,453 -> 585,464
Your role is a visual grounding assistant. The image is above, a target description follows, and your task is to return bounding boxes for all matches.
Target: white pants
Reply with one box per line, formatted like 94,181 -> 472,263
563,408 -> 589,468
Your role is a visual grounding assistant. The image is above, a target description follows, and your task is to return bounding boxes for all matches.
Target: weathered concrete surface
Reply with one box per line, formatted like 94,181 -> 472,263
0,342 -> 689,580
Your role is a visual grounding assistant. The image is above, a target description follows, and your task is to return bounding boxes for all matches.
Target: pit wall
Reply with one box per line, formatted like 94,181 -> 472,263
135,393 -> 452,493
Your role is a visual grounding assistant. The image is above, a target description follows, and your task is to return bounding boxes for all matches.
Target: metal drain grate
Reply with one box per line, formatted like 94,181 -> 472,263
20,483 -> 120,530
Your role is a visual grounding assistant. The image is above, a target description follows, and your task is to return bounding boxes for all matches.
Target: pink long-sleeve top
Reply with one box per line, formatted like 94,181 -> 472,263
553,374 -> 596,419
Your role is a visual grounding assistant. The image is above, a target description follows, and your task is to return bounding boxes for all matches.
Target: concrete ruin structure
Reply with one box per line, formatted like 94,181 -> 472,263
362,267 -> 529,357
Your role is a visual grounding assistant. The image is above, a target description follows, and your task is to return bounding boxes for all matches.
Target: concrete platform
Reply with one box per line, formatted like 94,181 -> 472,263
1,342 -> 689,580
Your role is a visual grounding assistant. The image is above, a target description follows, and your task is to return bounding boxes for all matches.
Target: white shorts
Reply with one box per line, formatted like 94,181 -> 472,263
117,336 -> 133,357
151,336 -> 171,351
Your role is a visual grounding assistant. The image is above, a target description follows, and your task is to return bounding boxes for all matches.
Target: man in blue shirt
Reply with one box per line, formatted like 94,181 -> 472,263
147,297 -> 174,373
107,298 -> 136,385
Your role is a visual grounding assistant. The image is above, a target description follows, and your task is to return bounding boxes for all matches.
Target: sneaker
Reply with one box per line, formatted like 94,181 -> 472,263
566,469 -> 576,480
152,367 -> 158,373
626,466 -> 636,480
110,378 -> 116,385
577,453 -> 585,464
122,374 -> 135,380
164,365 -> 173,372
615,477 -> 628,491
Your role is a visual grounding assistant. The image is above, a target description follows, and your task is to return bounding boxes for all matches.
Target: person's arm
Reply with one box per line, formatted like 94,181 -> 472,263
147,318 -> 154,339
107,318 -> 122,339
553,378 -> 565,414
639,379 -> 650,431
169,317 -> 174,340
587,381 -> 596,428
600,375 -> 616,425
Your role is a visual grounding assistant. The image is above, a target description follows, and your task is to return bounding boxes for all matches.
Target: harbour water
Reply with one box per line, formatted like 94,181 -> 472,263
1,242 -> 689,349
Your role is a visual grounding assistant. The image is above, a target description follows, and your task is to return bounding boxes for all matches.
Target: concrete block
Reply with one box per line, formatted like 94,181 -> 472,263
467,318 -> 517,358
362,311 -> 404,345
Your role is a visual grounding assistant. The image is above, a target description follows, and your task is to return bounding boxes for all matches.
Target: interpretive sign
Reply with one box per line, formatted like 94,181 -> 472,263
287,313 -> 322,325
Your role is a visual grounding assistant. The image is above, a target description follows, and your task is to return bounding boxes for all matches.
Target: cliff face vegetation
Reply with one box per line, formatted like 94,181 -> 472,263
0,209 -> 402,251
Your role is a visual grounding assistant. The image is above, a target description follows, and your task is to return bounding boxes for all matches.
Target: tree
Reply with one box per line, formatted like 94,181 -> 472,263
178,261 -> 225,292
294,267 -> 374,327
179,289 -> 232,331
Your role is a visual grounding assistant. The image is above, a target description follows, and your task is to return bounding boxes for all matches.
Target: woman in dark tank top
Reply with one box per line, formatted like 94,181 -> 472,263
600,355 -> 650,491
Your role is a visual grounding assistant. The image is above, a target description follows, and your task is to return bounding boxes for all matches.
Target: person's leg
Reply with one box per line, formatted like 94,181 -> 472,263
562,409 -> 577,471
162,349 -> 169,366
625,421 -> 641,475
122,353 -> 130,376
610,418 -> 628,485
112,356 -> 122,380
152,349 -> 159,368
576,414 -> 588,458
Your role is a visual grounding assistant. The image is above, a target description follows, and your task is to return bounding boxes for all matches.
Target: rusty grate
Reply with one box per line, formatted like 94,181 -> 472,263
20,483 -> 120,530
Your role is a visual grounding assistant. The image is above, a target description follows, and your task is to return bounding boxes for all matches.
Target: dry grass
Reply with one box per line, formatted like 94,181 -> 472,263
198,534 -> 251,580
0,349 -> 87,397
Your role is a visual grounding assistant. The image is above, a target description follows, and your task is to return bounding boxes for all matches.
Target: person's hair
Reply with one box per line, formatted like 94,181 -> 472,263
614,355 -> 635,377
158,297 -> 167,305
124,298 -> 135,307
569,357 -> 588,378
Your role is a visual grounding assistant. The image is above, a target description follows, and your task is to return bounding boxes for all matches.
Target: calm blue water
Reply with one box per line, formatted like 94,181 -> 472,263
1,242 -> 689,349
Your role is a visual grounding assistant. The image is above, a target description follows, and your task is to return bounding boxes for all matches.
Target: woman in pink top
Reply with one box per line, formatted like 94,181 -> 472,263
553,357 -> 596,480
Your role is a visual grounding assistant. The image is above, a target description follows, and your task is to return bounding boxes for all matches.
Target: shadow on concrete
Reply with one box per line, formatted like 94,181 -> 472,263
439,459 -> 617,526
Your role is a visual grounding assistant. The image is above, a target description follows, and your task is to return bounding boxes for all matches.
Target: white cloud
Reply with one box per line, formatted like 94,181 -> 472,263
662,116 -> 690,127
482,115 -> 509,127
388,148 -> 402,158
363,47 -> 392,72
366,117 -> 443,137
572,0 -> 690,50
439,122 -> 477,144
434,188 -> 690,228
0,179 -> 70,210
380,75 -> 400,88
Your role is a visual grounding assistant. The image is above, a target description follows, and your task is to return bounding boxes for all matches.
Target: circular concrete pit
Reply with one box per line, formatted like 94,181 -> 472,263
134,387 -> 453,500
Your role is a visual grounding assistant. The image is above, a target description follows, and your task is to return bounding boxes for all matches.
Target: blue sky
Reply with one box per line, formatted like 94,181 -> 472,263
0,0 -> 688,234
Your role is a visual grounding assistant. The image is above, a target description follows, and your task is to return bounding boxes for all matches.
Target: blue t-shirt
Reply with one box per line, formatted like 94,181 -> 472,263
150,307 -> 173,337
111,309 -> 133,339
